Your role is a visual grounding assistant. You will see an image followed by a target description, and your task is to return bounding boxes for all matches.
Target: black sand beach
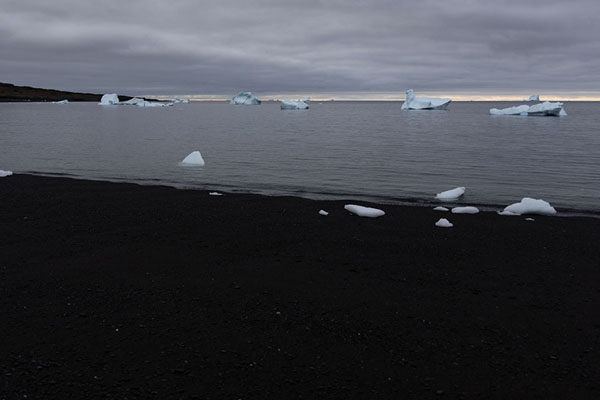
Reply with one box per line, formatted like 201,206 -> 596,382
1,174 -> 599,399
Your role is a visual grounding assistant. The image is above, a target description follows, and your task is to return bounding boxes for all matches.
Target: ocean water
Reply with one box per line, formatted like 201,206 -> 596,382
1,101 -> 599,213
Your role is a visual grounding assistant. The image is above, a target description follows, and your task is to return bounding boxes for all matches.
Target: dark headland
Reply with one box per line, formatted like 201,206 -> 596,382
1,174 -> 599,399
0,82 -> 144,102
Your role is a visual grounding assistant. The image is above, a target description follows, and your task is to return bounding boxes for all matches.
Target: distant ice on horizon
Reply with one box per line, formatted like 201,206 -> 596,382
280,99 -> 309,110
401,89 -> 451,110
490,102 -> 566,116
230,92 -> 261,105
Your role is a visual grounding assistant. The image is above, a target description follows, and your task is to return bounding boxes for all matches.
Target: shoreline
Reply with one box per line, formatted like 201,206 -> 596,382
1,174 -> 599,398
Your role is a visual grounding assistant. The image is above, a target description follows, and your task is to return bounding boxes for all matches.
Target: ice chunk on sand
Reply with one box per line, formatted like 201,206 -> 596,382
52,99 -> 68,104
401,89 -> 451,110
0,170 -> 13,177
319,210 -> 329,216
451,206 -> 479,214
230,92 -> 261,105
503,198 -> 556,216
181,151 -> 205,166
209,192 -> 222,196
490,105 -> 529,116
435,187 -> 465,201
490,102 -> 565,116
433,206 -> 449,211
99,93 -> 119,105
435,218 -> 453,228
344,204 -> 385,218
280,99 -> 309,110
528,95 -> 540,101
525,218 -> 535,221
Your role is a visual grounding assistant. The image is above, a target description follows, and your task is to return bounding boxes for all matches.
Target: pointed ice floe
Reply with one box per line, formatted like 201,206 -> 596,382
0,170 -> 13,177
435,218 -> 453,228
230,92 -> 261,105
435,187 -> 465,201
52,99 -> 68,104
433,206 -> 449,211
344,204 -> 385,218
280,99 -> 309,110
502,198 -> 556,216
319,210 -> 329,216
451,206 -> 479,214
99,93 -> 119,105
181,151 -> 205,166
401,89 -> 451,110
490,102 -> 566,116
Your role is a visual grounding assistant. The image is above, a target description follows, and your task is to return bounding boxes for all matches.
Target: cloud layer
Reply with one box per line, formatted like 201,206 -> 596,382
1,0 -> 599,97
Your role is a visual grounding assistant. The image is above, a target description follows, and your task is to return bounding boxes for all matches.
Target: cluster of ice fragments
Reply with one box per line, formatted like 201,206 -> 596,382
402,89 -> 451,110
490,101 -> 567,116
230,92 -> 261,105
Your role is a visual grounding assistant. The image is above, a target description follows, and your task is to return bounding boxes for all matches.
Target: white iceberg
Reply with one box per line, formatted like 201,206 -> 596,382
502,198 -> 556,216
118,97 -> 146,105
136,100 -> 173,107
490,102 -> 566,116
280,99 -> 309,110
230,92 -> 261,105
344,204 -> 385,218
99,93 -> 119,105
319,210 -> 329,216
52,99 -> 69,104
451,206 -> 479,214
435,187 -> 465,201
209,192 -> 222,196
433,206 -> 449,211
181,151 -> 205,166
435,218 -> 453,228
527,95 -> 540,101
0,170 -> 13,177
401,89 -> 451,110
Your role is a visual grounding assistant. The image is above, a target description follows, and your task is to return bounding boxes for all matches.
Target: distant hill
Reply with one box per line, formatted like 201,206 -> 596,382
0,82 -> 137,102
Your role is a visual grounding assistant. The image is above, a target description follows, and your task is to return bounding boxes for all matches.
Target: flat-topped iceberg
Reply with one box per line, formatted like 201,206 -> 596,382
280,99 -> 309,110
490,102 -> 566,116
230,92 -> 261,105
99,93 -> 119,105
435,187 -> 465,201
52,99 -> 68,104
181,151 -> 205,166
0,170 -> 13,177
344,204 -> 385,218
435,218 -> 453,228
502,198 -> 556,216
401,89 -> 451,110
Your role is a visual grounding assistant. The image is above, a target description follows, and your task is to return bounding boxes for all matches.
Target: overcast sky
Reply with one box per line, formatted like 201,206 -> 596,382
1,0 -> 599,99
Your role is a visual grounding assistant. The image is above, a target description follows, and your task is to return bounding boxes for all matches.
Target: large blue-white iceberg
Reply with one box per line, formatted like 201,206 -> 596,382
230,92 -> 261,105
99,93 -> 119,105
490,101 -> 566,116
401,89 -> 451,110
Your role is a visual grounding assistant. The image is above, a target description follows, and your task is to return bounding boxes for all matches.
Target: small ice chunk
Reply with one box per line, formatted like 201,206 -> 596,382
230,92 -> 261,105
435,218 -> 453,228
451,206 -> 479,214
525,218 -> 535,221
559,108 -> 567,116
53,99 -> 69,104
502,198 -> 556,216
433,206 -> 448,211
99,93 -> 119,105
319,210 -> 329,216
344,204 -> 385,218
0,170 -> 13,177
181,151 -> 205,166
435,187 -> 465,201
209,192 -> 222,196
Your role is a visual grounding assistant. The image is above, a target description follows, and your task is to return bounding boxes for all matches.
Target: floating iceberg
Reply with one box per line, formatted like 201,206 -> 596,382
435,187 -> 465,201
280,99 -> 309,110
99,93 -> 119,105
527,95 -> 540,101
490,102 -> 566,116
52,99 -> 69,104
182,99 -> 190,104
118,97 -> 146,106
136,100 -> 173,107
319,210 -> 329,216
433,206 -> 449,211
435,218 -> 453,228
344,204 -> 385,218
230,92 -> 261,105
181,151 -> 205,166
0,170 -> 13,177
451,206 -> 479,214
401,89 -> 451,110
502,198 -> 556,216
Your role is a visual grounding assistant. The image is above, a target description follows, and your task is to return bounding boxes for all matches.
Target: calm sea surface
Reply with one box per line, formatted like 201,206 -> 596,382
1,101 -> 599,213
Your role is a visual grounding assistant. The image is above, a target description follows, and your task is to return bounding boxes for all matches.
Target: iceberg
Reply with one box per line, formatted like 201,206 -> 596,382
52,99 -> 69,104
435,218 -> 453,228
280,99 -> 309,110
99,93 -> 119,105
182,99 -> 190,104
181,151 -> 205,166
435,187 -> 465,201
490,102 -> 566,116
401,89 -> 451,110
136,100 -> 173,107
527,95 -> 540,101
230,92 -> 261,105
451,206 -> 479,214
344,204 -> 385,218
502,198 -> 556,216
0,170 -> 13,177
118,97 -> 146,106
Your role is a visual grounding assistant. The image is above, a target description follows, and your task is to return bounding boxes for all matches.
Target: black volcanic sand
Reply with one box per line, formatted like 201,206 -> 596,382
1,174 -> 599,399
